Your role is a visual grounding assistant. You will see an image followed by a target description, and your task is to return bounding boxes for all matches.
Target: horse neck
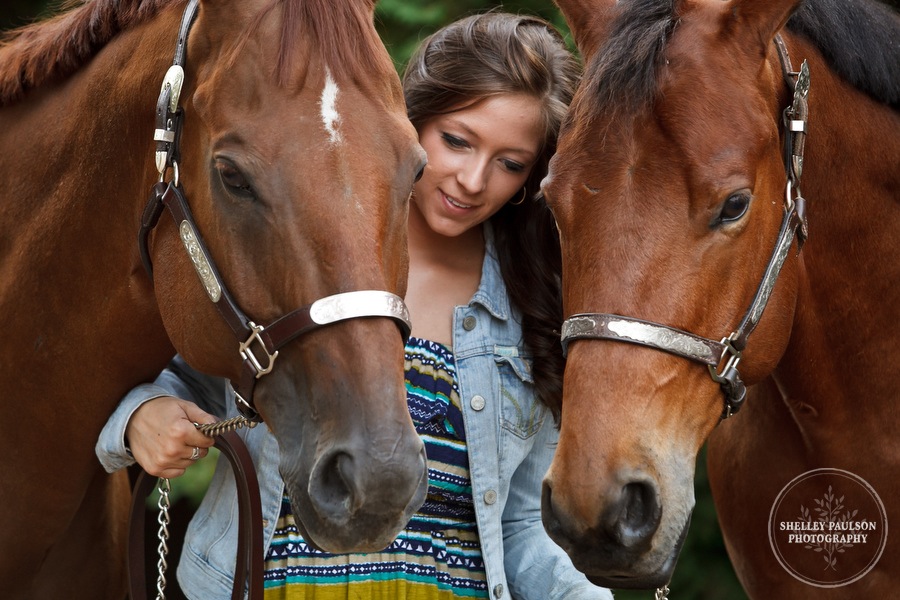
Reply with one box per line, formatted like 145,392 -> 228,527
0,7 -> 183,427
773,34 -> 900,434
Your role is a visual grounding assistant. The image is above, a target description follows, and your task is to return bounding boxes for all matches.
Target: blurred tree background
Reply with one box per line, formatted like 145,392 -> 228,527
3,0 -> 894,598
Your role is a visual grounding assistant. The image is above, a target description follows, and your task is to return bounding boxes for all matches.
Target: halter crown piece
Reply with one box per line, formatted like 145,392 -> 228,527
137,0 -> 412,421
560,35 -> 810,420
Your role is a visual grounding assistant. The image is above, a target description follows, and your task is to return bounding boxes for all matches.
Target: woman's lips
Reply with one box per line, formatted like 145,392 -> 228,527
442,190 -> 473,209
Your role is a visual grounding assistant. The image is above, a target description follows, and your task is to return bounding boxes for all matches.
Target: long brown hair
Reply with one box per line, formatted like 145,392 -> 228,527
403,12 -> 580,420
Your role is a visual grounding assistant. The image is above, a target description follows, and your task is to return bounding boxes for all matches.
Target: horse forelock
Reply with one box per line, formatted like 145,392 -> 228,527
0,0 -> 175,106
264,0 -> 393,88
578,0 -> 676,123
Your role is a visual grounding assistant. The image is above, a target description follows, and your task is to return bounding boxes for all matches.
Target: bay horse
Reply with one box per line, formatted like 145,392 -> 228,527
0,0 -> 430,597
540,0 -> 899,596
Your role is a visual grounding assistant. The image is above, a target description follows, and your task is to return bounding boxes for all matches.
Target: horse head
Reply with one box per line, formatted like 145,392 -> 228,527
147,0 -> 428,553
542,0 -> 807,587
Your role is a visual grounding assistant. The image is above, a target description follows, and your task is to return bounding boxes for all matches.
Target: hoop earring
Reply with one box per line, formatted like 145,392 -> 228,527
509,187 -> 527,206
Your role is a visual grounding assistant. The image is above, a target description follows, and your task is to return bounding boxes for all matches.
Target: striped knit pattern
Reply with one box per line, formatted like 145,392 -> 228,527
263,337 -> 488,599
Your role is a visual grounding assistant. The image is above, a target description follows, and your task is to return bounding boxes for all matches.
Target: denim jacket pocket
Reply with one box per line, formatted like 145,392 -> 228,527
494,346 -> 544,439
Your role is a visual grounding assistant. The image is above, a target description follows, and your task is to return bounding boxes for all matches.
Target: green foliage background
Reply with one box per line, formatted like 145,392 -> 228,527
9,0 -> 858,598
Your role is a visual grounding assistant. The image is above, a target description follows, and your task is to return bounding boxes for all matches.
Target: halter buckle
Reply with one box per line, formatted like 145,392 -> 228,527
708,335 -> 742,384
708,335 -> 746,418
233,390 -> 262,422
239,321 -> 279,378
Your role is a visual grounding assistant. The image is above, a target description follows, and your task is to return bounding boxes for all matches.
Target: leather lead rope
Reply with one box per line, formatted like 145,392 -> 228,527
128,429 -> 264,600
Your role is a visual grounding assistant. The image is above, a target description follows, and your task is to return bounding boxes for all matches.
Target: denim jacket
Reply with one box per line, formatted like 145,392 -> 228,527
97,225 -> 612,600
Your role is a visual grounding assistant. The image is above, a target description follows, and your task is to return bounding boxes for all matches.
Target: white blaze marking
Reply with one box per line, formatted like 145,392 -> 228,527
320,68 -> 342,144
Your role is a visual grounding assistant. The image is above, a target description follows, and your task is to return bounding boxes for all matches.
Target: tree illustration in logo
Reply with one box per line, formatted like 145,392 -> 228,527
799,485 -> 857,571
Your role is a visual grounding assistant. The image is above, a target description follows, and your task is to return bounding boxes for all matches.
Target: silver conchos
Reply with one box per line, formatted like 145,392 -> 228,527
161,65 -> 185,112
310,290 -> 411,331
561,314 -> 723,366
179,220 -> 222,303
155,65 -> 186,175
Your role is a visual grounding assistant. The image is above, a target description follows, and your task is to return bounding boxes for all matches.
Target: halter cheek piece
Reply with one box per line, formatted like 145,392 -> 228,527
138,0 -> 411,422
560,35 -> 810,420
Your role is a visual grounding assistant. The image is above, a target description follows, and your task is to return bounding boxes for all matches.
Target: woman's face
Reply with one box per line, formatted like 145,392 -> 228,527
411,93 -> 544,239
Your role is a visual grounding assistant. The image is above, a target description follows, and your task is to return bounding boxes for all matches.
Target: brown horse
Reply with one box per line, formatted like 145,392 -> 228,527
0,0 -> 429,597
541,0 -> 899,596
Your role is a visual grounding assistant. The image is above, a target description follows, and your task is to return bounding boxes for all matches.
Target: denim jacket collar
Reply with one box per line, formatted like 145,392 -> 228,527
469,221 -> 510,321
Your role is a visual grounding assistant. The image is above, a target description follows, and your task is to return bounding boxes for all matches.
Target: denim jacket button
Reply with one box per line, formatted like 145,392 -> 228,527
470,395 -> 486,411
484,489 -> 497,505
493,583 -> 504,598
463,315 -> 477,330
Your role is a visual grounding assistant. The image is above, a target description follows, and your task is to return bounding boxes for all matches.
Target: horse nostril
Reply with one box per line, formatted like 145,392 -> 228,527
541,482 -> 568,543
606,480 -> 661,551
310,451 -> 357,519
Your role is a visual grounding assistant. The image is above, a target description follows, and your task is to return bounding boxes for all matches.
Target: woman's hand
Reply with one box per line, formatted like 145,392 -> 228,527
126,396 -> 217,478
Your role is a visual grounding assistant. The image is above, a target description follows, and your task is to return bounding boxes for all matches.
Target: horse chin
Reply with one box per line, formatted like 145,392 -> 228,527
581,514 -> 691,590
586,571 -> 672,590
278,429 -> 429,553
272,439 -> 428,553
284,468 -> 427,554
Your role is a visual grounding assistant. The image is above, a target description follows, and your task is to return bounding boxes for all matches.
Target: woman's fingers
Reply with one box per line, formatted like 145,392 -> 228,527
127,396 -> 217,476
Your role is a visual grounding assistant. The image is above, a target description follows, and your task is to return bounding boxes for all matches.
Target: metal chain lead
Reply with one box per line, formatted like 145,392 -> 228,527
654,585 -> 671,600
195,415 -> 257,437
152,415 -> 257,598
155,478 -> 172,600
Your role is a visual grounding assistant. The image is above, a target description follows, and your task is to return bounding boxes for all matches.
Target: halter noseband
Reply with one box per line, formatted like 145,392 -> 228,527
138,0 -> 411,421
560,34 -> 810,420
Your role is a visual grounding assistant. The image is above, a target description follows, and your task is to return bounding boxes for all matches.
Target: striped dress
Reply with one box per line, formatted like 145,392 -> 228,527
262,337 -> 489,599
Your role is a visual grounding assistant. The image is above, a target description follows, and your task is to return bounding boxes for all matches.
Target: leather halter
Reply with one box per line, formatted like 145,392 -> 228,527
560,34 -> 810,420
139,0 -> 412,422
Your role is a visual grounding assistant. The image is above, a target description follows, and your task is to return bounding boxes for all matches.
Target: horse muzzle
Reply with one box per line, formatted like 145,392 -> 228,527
542,474 -> 690,589
283,435 -> 428,553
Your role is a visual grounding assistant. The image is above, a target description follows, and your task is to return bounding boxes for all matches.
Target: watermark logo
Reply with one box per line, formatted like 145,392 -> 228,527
768,468 -> 888,587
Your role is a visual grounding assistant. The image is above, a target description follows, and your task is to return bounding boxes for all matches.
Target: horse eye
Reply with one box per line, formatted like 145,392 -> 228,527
413,163 -> 426,183
717,192 -> 751,224
215,159 -> 254,197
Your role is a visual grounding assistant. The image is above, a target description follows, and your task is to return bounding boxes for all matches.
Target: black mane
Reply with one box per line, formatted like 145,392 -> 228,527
788,0 -> 900,108
581,0 -> 900,119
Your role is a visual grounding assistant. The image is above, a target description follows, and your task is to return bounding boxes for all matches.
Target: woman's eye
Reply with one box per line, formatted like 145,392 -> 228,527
502,159 -> 526,173
441,132 -> 468,149
215,160 -> 254,196
717,192 -> 751,224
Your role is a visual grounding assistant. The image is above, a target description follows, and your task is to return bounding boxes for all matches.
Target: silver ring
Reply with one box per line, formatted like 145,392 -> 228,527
190,446 -> 201,461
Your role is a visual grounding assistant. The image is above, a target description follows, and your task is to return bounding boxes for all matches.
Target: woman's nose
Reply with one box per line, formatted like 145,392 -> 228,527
457,156 -> 488,194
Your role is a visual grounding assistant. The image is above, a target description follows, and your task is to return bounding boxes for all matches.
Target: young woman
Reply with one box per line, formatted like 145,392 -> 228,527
97,12 -> 611,600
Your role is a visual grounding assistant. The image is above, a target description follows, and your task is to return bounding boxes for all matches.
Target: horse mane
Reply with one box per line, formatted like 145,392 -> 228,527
579,0 -> 899,121
0,0 -> 173,105
788,0 -> 900,108
0,0 -> 390,106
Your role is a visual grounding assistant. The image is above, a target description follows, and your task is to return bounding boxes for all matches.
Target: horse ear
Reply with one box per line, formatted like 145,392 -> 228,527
727,0 -> 803,50
553,0 -> 618,63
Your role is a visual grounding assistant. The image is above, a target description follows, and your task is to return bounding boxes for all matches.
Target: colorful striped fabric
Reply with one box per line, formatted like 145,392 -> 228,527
263,337 -> 488,599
